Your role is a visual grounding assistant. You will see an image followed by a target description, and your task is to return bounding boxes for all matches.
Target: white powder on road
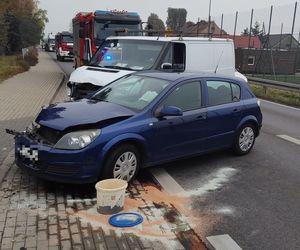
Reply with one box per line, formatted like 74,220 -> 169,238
183,167 -> 237,197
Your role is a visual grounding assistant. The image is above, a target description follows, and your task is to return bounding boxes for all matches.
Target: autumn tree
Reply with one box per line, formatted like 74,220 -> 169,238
166,8 -> 187,32
0,0 -> 48,54
146,13 -> 165,36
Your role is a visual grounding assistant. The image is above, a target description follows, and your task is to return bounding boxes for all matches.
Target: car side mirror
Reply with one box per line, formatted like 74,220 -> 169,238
161,63 -> 173,70
155,106 -> 183,118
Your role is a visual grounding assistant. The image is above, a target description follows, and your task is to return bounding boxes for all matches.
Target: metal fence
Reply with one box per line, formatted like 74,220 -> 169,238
210,2 -> 300,84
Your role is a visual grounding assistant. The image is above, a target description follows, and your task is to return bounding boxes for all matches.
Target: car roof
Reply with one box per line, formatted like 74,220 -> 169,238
133,71 -> 242,83
107,36 -> 233,43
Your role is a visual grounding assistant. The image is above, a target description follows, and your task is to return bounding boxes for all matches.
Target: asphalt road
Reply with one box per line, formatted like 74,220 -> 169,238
159,100 -> 300,250
47,51 -> 74,77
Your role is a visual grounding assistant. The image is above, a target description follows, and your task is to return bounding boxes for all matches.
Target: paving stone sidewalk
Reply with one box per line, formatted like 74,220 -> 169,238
0,51 -> 65,165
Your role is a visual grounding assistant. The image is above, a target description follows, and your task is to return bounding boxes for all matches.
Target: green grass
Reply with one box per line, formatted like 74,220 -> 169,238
250,74 -> 300,85
250,84 -> 300,108
0,55 -> 29,82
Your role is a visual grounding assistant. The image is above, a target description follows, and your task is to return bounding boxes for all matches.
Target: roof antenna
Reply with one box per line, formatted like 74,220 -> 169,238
214,50 -> 224,74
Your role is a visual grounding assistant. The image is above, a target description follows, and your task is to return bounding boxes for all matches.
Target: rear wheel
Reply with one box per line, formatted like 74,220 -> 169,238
232,124 -> 256,155
102,144 -> 141,182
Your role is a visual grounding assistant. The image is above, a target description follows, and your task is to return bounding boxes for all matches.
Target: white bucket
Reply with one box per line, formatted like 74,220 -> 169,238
95,179 -> 128,215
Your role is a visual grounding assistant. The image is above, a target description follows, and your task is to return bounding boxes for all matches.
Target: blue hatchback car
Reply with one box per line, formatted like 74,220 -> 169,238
14,72 -> 262,183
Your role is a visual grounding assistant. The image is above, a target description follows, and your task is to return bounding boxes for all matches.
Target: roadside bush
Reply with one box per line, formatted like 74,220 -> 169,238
16,56 -> 30,71
24,47 -> 38,66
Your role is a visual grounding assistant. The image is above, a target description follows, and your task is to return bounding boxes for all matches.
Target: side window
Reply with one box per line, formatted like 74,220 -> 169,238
207,81 -> 241,106
160,43 -> 186,71
163,82 -> 202,112
231,83 -> 241,101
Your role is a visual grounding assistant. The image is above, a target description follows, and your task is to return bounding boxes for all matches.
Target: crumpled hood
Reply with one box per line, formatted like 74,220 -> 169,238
36,99 -> 136,131
69,66 -> 133,87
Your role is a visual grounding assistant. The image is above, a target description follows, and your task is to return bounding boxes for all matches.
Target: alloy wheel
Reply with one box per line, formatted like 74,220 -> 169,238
239,127 -> 255,152
113,152 -> 137,181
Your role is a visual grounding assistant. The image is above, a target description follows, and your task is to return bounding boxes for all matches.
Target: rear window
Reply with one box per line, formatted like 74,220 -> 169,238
206,81 -> 241,106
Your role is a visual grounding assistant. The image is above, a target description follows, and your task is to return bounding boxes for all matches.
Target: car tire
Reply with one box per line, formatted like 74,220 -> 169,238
232,123 -> 256,156
102,144 -> 141,182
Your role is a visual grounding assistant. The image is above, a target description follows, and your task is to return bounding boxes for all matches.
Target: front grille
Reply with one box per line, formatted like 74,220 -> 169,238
17,155 -> 42,170
73,84 -> 102,99
46,165 -> 79,176
37,126 -> 62,145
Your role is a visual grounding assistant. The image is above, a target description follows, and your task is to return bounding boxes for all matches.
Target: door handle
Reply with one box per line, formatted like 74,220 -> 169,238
197,114 -> 207,120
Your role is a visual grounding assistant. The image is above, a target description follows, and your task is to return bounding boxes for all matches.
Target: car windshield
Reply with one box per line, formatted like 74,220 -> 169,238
62,35 -> 73,43
49,39 -> 55,44
94,21 -> 141,46
92,75 -> 170,111
89,39 -> 165,71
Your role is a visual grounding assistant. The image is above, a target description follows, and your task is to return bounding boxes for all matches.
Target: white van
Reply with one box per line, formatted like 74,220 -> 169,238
68,36 -> 247,99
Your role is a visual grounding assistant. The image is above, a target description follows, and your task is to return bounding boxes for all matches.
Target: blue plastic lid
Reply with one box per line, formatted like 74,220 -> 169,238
109,213 -> 143,227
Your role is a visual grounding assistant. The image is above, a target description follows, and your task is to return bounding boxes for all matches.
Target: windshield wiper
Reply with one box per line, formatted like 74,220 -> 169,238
103,65 -> 134,71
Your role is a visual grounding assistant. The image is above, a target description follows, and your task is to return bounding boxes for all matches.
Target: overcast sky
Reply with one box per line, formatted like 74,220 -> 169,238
40,0 -> 300,38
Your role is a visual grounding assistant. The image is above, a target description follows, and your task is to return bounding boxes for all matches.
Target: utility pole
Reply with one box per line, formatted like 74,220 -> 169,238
279,23 -> 283,50
290,2 -> 298,50
220,13 -> 223,37
208,0 -> 212,36
233,11 -> 238,40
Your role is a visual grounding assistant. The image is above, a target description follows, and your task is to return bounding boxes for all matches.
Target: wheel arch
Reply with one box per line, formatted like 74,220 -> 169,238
236,116 -> 260,136
100,133 -> 149,169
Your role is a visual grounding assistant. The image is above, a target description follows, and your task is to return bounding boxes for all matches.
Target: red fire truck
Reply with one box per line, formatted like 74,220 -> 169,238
72,10 -> 142,68
55,32 -> 74,61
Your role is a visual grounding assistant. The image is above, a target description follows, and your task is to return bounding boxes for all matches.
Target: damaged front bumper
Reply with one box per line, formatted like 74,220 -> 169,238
13,130 -> 101,184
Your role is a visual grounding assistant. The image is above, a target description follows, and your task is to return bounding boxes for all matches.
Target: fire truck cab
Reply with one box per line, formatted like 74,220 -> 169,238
55,32 -> 74,61
72,10 -> 142,68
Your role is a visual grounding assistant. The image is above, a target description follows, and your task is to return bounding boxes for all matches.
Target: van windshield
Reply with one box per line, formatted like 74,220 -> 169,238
89,39 -> 165,71
62,35 -> 73,43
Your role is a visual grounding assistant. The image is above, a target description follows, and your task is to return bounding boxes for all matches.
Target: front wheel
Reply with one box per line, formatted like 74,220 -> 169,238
102,144 -> 141,182
232,124 -> 256,155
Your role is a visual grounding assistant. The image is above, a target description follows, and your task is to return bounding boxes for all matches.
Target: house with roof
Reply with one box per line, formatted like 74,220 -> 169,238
263,34 -> 299,50
182,20 -> 225,36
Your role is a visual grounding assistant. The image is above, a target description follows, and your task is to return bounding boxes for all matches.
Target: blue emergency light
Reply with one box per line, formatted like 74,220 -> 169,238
105,55 -> 112,61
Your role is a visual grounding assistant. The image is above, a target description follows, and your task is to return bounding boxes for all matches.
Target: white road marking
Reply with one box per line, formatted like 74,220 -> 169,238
260,99 -> 300,112
277,135 -> 300,146
150,168 -> 185,194
207,234 -> 242,250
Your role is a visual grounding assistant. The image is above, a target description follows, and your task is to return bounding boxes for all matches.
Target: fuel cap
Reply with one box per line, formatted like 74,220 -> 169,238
109,212 -> 143,227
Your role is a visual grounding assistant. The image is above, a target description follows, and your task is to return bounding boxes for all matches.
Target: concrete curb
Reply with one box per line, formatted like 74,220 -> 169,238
49,72 -> 67,104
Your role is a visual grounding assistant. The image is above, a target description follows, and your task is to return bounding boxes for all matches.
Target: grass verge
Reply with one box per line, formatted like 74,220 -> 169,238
0,55 -> 29,82
250,84 -> 300,108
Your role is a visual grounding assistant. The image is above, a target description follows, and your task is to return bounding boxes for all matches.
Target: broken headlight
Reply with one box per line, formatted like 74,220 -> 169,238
54,129 -> 101,150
